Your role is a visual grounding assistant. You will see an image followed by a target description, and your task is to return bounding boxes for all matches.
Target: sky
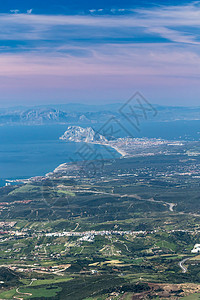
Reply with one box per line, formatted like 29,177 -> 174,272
0,0 -> 199,106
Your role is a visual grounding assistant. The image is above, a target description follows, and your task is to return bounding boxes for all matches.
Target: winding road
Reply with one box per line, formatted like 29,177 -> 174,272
72,188 -> 176,212
178,257 -> 190,273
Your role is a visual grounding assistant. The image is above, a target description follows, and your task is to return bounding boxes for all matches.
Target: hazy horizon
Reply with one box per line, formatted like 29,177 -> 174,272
0,101 -> 200,110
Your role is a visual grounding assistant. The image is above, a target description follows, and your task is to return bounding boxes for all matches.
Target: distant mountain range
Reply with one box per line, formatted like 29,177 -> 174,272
0,103 -> 199,125
0,107 -> 114,125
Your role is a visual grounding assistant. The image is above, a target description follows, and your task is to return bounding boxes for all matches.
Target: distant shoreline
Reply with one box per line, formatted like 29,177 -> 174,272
48,140 -> 126,177
108,144 -> 127,157
1,140 -> 124,187
83,141 -> 128,157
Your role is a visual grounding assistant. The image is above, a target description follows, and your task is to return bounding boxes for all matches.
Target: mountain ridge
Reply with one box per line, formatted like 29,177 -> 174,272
0,104 -> 200,125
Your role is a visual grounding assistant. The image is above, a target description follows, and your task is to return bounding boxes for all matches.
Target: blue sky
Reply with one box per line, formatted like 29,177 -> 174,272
0,1 -> 189,14
0,0 -> 199,106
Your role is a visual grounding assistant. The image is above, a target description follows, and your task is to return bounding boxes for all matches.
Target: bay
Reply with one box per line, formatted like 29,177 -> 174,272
0,124 -> 119,186
0,120 -> 200,186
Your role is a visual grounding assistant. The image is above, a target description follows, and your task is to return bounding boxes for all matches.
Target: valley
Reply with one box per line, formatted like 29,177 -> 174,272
0,145 -> 200,298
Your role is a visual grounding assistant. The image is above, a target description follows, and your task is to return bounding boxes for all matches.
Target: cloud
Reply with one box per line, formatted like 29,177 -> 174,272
0,43 -> 199,79
0,2 -> 200,105
0,2 -> 199,47
10,9 -> 20,14
0,3 -> 199,80
146,27 -> 200,45
27,9 -> 33,15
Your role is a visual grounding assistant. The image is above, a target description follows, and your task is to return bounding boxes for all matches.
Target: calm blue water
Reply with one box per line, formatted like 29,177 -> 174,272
0,120 -> 199,186
0,124 -> 119,186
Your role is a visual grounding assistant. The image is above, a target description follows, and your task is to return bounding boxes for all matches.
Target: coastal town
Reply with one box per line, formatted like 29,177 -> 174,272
0,129 -> 200,298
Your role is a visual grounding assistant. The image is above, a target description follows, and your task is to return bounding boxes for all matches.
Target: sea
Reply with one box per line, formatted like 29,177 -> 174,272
0,120 -> 200,187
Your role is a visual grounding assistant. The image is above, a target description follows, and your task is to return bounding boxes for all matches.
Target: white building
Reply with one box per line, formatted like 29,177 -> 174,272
191,244 -> 200,253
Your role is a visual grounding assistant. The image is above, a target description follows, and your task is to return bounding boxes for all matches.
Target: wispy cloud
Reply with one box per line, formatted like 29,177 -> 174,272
10,9 -> 20,14
146,27 -> 200,45
0,2 -> 200,105
27,9 -> 33,15
1,2 -> 200,45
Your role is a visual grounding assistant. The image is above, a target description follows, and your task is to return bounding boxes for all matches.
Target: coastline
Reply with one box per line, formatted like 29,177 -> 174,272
104,143 -> 127,157
2,140 -> 125,186
48,140 -> 127,177
85,141 -> 128,157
